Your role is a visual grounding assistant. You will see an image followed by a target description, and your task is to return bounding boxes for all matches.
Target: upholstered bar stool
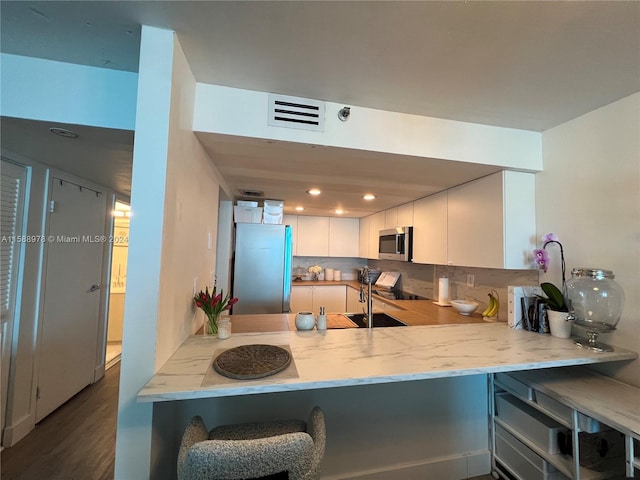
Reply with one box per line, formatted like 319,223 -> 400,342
177,406 -> 325,480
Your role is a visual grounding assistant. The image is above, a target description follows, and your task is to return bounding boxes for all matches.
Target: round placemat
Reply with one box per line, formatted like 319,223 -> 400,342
213,344 -> 291,380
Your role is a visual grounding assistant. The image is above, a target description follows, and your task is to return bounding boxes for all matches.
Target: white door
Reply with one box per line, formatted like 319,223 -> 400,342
36,177 -> 106,422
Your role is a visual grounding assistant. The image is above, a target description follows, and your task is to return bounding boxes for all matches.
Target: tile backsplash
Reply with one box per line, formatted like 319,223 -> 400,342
293,257 -> 367,280
293,257 -> 540,321
365,260 -> 539,321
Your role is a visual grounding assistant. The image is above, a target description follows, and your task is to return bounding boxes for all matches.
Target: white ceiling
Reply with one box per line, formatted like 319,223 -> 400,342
1,1 -> 639,214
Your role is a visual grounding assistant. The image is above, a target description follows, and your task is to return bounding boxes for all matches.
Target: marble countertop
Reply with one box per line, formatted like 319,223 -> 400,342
137,323 -> 637,403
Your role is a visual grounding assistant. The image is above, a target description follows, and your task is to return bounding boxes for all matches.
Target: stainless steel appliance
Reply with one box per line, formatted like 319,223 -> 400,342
378,226 -> 413,261
231,223 -> 293,314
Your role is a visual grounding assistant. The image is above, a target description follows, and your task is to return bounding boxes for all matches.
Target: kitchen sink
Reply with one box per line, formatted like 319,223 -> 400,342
345,312 -> 407,328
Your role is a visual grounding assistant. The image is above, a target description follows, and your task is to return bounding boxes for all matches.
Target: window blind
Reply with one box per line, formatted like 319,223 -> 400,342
0,160 -> 26,318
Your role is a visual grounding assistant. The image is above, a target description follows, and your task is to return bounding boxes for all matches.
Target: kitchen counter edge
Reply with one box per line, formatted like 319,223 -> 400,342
137,323 -> 637,403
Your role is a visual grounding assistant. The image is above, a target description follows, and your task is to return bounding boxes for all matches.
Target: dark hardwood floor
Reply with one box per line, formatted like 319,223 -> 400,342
1,363 -> 120,480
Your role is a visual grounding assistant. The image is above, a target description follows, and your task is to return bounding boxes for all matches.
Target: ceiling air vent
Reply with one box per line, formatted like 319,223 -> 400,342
239,189 -> 264,198
268,94 -> 325,132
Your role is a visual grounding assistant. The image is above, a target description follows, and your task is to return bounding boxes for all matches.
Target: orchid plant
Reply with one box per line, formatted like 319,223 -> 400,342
194,286 -> 239,334
533,233 -> 569,312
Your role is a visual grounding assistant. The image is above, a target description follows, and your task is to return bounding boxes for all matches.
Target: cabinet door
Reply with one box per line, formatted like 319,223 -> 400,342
412,192 -> 448,265
291,286 -> 313,313
359,216 -> 370,259
329,217 -> 359,257
346,286 -> 364,313
447,173 -> 504,268
384,208 -> 398,229
313,285 -> 346,313
297,216 -> 330,256
502,171 -> 536,269
397,203 -> 414,227
283,214 -> 298,256
368,212 -> 385,260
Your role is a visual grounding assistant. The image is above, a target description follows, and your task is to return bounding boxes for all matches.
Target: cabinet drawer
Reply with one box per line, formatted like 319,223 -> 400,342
496,393 -> 567,454
496,424 -> 568,480
495,372 -> 535,401
535,391 -> 602,433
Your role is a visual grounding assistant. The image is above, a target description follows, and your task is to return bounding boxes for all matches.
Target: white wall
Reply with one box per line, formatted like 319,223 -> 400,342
193,84 -> 542,171
155,28 -> 230,370
114,26 -> 232,478
538,92 -> 640,386
0,54 -> 137,130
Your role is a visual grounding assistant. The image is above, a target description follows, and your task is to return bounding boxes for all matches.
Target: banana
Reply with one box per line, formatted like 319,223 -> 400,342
483,292 -> 500,318
482,294 -> 496,317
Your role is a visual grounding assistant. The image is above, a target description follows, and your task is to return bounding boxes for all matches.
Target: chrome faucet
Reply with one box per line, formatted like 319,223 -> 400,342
359,267 -> 374,328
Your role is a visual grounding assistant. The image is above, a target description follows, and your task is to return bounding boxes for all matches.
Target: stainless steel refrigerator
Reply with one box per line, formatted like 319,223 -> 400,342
231,223 -> 293,314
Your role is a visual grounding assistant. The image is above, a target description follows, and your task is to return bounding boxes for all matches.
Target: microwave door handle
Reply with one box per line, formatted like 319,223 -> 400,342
396,235 -> 402,254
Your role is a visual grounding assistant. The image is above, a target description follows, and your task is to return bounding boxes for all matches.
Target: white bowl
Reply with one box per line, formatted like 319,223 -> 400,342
451,299 -> 479,316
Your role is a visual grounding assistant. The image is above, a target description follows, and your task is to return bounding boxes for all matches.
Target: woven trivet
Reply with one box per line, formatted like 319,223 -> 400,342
213,344 -> 291,380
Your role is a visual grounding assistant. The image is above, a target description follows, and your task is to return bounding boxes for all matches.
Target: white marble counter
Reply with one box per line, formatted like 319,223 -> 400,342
137,323 -> 637,403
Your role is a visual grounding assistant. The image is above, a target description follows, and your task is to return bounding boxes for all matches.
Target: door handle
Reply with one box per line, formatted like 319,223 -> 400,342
89,284 -> 101,292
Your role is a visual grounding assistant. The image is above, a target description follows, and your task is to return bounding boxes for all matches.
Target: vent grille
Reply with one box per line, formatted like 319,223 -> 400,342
268,94 -> 325,132
239,189 -> 264,198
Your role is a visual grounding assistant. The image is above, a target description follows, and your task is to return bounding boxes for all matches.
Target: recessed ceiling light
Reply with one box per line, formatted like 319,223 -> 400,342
333,209 -> 347,215
363,193 -> 376,201
49,127 -> 78,139
306,188 -> 321,196
295,206 -> 304,211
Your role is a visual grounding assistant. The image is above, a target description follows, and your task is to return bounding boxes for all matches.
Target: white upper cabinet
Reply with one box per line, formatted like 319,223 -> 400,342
397,203 -> 414,227
359,216 -> 370,259
383,203 -> 413,229
283,214 -> 298,256
292,215 -> 360,258
329,217 -> 359,257
297,216 -> 330,256
447,171 -> 535,269
384,208 -> 398,229
367,212 -> 385,260
412,191 -> 448,265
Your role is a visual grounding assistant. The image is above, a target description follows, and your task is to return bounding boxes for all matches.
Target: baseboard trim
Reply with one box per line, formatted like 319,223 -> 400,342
2,413 -> 35,447
321,450 -> 491,480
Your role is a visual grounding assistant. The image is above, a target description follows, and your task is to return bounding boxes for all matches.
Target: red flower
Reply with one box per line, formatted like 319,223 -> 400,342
193,286 -> 239,320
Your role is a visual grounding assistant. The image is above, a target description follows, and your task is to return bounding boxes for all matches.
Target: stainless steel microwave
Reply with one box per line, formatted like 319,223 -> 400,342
378,227 -> 413,261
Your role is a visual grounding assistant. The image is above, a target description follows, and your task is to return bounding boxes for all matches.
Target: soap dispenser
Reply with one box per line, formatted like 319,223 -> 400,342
317,306 -> 327,330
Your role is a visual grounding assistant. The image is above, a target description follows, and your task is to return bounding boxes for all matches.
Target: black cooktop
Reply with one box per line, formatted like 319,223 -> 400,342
371,289 -> 425,301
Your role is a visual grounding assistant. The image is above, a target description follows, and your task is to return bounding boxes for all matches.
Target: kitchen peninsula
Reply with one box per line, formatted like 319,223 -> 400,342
140,313 -> 636,479
139,322 -> 635,403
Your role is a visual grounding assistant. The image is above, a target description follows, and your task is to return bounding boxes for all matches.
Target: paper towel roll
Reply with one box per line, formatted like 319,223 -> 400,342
333,270 -> 341,281
438,277 -> 449,304
325,268 -> 334,281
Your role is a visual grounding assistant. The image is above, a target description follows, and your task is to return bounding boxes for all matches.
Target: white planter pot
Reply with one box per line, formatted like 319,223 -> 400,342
547,310 -> 574,338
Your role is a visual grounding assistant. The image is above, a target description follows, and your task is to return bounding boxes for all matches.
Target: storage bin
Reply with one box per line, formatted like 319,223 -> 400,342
496,393 -> 567,454
263,200 -> 284,224
495,372 -> 535,401
234,206 -> 263,223
237,200 -> 259,207
495,424 -> 568,480
535,390 -> 602,433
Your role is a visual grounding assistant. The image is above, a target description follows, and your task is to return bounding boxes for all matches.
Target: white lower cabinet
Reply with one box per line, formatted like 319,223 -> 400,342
346,286 -> 363,313
313,285 -> 347,313
290,286 -> 313,313
291,285 -> 346,314
491,372 -> 629,480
